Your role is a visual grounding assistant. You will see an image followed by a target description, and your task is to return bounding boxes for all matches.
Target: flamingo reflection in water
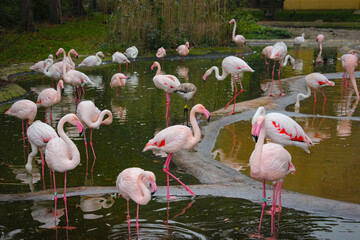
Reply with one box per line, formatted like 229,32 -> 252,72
79,194 -> 114,220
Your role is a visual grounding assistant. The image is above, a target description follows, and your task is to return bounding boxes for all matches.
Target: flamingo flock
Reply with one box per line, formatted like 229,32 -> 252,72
4,19 -> 358,239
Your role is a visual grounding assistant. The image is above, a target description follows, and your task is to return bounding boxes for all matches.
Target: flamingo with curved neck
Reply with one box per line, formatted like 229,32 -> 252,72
45,113 -> 84,229
203,56 -> 254,114
78,51 -> 105,73
143,104 -> 210,199
116,167 -> 157,236
229,19 -> 246,57
76,100 -> 113,173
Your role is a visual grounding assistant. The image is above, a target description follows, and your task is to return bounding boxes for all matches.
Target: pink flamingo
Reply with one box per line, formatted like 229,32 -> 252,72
252,106 -> 313,153
124,46 -> 138,70
78,51 -> 105,73
151,61 -> 180,125
36,80 -> 64,125
43,59 -> 62,87
261,46 -> 273,71
229,19 -> 246,57
57,48 -> 93,103
269,41 -> 296,96
203,56 -> 254,115
76,100 -> 113,174
143,104 -> 210,199
316,34 -> 325,55
29,54 -> 54,81
339,52 -> 359,100
26,120 -> 58,189
112,51 -> 130,71
45,113 -> 84,229
250,117 -> 295,233
110,73 -> 128,95
293,33 -> 305,54
5,99 -> 37,156
116,167 -> 157,236
156,47 -> 166,63
176,42 -> 189,61
295,73 -> 335,113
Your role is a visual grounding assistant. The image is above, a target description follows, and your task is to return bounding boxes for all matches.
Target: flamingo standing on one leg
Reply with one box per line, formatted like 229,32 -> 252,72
112,51 -> 130,72
110,73 -> 129,95
229,19 -> 246,57
78,51 -> 105,73
29,54 -> 54,81
316,34 -> 325,56
151,61 -> 180,126
339,52 -> 359,100
5,99 -> 37,158
203,56 -> 254,115
293,33 -> 305,54
251,106 -> 313,153
143,104 -> 210,199
76,100 -> 113,174
26,120 -> 58,189
156,47 -> 166,66
116,167 -> 157,236
295,73 -> 335,114
176,42 -> 189,61
36,80 -> 64,125
269,42 -> 296,96
45,113 -> 84,229
124,46 -> 138,71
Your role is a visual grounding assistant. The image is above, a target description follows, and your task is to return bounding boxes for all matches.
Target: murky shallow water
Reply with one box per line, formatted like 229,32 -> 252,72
1,46 -> 360,238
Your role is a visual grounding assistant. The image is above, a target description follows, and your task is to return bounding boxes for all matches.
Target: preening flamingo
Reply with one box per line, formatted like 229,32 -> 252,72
295,73 -> 335,112
36,80 -> 64,125
124,46 -> 138,70
29,54 -> 54,81
151,61 -> 180,125
110,73 -> 128,95
316,34 -> 325,55
174,83 -> 197,124
57,48 -> 93,103
143,104 -> 210,199
76,100 -> 113,173
339,52 -> 359,100
229,19 -> 246,57
251,106 -> 313,153
176,42 -> 189,61
5,99 -> 37,154
45,113 -> 84,229
261,46 -> 273,71
250,116 -> 295,233
26,120 -> 58,188
203,56 -> 254,115
116,167 -> 157,236
269,41 -> 296,96
112,51 -> 130,71
294,33 -> 305,53
78,51 -> 105,73
156,47 -> 166,64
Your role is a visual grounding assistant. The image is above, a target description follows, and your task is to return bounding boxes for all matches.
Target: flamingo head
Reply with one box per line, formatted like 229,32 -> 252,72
251,107 -> 266,142
101,111 -> 113,125
56,48 -> 65,58
58,80 -> 64,90
70,49 -> 79,58
97,51 -> 105,59
143,171 -> 157,195
229,19 -> 235,24
194,104 -> 210,122
185,42 -> 190,48
151,61 -> 159,71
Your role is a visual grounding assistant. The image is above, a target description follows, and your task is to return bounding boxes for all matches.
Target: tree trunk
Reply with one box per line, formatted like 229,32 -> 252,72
19,0 -> 35,31
92,0 -> 97,10
50,0 -> 62,24
73,0 -> 86,16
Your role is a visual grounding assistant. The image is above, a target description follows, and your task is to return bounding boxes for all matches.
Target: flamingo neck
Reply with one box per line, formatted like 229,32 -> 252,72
209,66 -> 228,80
154,62 -> 161,75
232,20 -> 237,41
43,59 -> 54,75
61,50 -> 68,77
67,51 -> 75,70
86,110 -> 113,128
188,108 -> 202,147
96,52 -> 102,64
135,172 -> 152,205
250,126 -> 266,179
295,85 -> 311,108
55,81 -> 63,103
57,115 -> 80,169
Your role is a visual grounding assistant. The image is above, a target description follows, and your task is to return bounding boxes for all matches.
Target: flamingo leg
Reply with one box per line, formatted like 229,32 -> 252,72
50,107 -> 53,126
165,92 -> 170,127
119,64 -> 121,72
26,120 -> 30,155
278,60 -> 285,96
45,108 -> 48,124
90,128 -> 97,172
321,89 -> 327,115
63,172 -> 76,230
225,75 -> 244,115
39,147 -> 45,190
127,199 -> 131,235
52,170 -> 60,229
83,130 -> 89,176
136,203 -> 140,236
259,180 -> 267,232
270,60 -> 276,96
132,60 -> 134,71
163,153 -> 195,199
22,120 -> 26,162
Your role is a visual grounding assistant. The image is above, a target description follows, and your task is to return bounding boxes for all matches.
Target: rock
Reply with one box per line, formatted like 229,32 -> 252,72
0,83 -> 27,104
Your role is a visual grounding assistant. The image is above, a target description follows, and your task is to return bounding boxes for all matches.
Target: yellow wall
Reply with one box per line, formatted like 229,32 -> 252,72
284,0 -> 360,9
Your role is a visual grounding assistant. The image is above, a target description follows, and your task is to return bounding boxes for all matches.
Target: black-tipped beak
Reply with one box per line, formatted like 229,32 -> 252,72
62,88 -> 65,94
56,55 -> 58,59
207,116 -> 210,122
151,191 -> 156,196
252,135 -> 258,143
76,55 -> 79,59
79,130 -> 84,137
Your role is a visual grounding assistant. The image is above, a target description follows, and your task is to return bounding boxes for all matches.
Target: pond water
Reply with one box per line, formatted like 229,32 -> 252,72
1,46 -> 359,239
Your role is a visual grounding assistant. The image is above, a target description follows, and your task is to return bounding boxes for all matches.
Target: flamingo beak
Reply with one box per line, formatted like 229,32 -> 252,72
202,108 -> 211,122
76,121 -> 84,137
202,74 -> 207,82
151,181 -> 157,195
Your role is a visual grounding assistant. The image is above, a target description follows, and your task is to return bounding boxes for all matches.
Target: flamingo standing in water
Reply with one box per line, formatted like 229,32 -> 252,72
203,56 -> 254,115
294,33 -> 305,54
269,42 -> 296,96
124,46 -> 138,70
151,61 -> 180,125
29,54 -> 54,81
116,167 -> 157,236
250,115 -> 295,233
76,100 -> 113,174
26,120 -> 58,188
339,51 -> 359,100
57,48 -> 93,103
45,113 -> 84,229
316,34 -> 325,55
229,19 -> 246,57
295,73 -> 335,113
5,99 -> 37,155
112,51 -> 130,71
110,73 -> 129,95
43,59 -> 62,87
261,46 -> 273,71
156,47 -> 166,65
78,51 -> 105,73
36,80 -> 64,125
143,104 -> 210,199
176,42 -> 189,61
